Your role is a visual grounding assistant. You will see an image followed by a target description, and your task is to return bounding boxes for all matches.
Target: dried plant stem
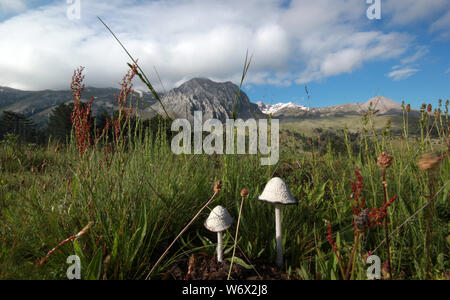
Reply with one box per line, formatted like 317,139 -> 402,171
381,168 -> 393,280
39,221 -> 94,265
425,173 -> 436,280
227,193 -> 246,280
146,189 -> 220,280
345,232 -> 361,280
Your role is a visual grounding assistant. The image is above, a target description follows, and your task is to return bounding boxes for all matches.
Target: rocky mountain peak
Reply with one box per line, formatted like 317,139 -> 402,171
153,78 -> 265,121
361,96 -> 403,114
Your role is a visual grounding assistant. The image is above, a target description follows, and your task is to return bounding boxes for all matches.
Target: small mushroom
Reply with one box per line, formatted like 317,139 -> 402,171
258,177 -> 298,267
204,205 -> 234,263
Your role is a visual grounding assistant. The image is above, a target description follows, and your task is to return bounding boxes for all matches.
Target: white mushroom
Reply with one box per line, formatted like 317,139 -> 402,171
204,206 -> 234,263
258,177 -> 298,267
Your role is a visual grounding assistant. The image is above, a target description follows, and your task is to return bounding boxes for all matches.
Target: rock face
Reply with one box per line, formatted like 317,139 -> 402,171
153,78 -> 265,121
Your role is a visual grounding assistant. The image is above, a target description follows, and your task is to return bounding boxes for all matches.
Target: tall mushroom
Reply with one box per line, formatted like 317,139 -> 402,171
204,205 -> 234,263
258,177 -> 298,267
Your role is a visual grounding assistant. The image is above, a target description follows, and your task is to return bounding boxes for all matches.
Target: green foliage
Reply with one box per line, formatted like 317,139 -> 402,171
0,99 -> 448,280
0,111 -> 41,143
47,103 -> 74,142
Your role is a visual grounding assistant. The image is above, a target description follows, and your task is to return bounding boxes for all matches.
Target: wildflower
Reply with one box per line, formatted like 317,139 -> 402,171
377,152 -> 393,169
350,168 -> 365,215
70,67 -> 93,155
354,209 -> 369,232
214,181 -> 223,194
406,104 -> 411,113
240,188 -> 248,197
326,222 -> 338,254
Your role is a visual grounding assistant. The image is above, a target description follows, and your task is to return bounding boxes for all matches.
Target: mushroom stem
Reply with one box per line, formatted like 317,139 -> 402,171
217,231 -> 223,263
275,203 -> 283,267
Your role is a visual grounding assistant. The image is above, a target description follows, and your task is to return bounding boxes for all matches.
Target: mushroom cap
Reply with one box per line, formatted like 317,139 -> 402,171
204,206 -> 234,232
258,177 -> 298,205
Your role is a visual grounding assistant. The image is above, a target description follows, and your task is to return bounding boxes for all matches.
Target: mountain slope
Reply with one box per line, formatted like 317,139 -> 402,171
0,86 -> 158,125
152,78 -> 265,121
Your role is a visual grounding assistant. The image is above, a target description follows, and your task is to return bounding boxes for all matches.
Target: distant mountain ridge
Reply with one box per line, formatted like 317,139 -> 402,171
256,101 -> 309,115
257,96 -> 408,117
1,78 -> 412,127
0,86 -> 158,125
0,78 -> 265,125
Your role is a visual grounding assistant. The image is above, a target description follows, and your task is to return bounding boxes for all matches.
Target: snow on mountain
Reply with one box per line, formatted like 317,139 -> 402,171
256,101 -> 309,115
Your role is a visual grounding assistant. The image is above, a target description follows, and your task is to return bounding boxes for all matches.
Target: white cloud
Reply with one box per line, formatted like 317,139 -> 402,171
0,0 -> 427,91
401,46 -> 429,64
445,67 -> 450,74
386,46 -> 429,81
387,67 -> 420,81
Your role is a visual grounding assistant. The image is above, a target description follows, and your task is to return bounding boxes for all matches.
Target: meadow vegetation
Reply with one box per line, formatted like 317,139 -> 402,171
0,61 -> 448,280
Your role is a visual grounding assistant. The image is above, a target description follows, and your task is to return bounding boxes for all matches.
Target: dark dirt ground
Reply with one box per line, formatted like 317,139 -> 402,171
162,253 -> 291,280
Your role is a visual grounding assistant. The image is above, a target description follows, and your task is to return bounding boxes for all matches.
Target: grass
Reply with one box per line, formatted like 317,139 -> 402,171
1,25 -> 449,278
0,98 -> 448,280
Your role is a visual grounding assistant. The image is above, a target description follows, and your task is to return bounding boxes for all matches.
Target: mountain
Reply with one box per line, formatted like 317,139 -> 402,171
0,78 -> 264,125
152,78 -> 265,121
0,86 -> 158,126
258,96 -> 408,118
256,101 -> 309,115
314,96 -> 404,115
1,77 -> 414,128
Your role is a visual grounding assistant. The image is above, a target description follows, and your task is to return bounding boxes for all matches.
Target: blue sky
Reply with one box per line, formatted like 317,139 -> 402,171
0,0 -> 449,109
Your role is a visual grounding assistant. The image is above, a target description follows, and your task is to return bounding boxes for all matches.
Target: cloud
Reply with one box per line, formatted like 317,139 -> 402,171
386,46 -> 429,81
383,0 -> 449,26
0,0 -> 421,91
387,67 -> 420,81
430,10 -> 450,40
400,46 -> 429,64
0,0 -> 27,16
446,67 -> 450,74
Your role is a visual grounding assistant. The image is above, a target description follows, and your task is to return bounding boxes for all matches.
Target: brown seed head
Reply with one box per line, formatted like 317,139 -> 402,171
377,152 -> 393,169
417,153 -> 440,171
427,104 -> 432,113
240,188 -> 248,197
406,104 -> 411,113
214,180 -> 223,194
354,209 -> 369,232
76,221 -> 94,238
